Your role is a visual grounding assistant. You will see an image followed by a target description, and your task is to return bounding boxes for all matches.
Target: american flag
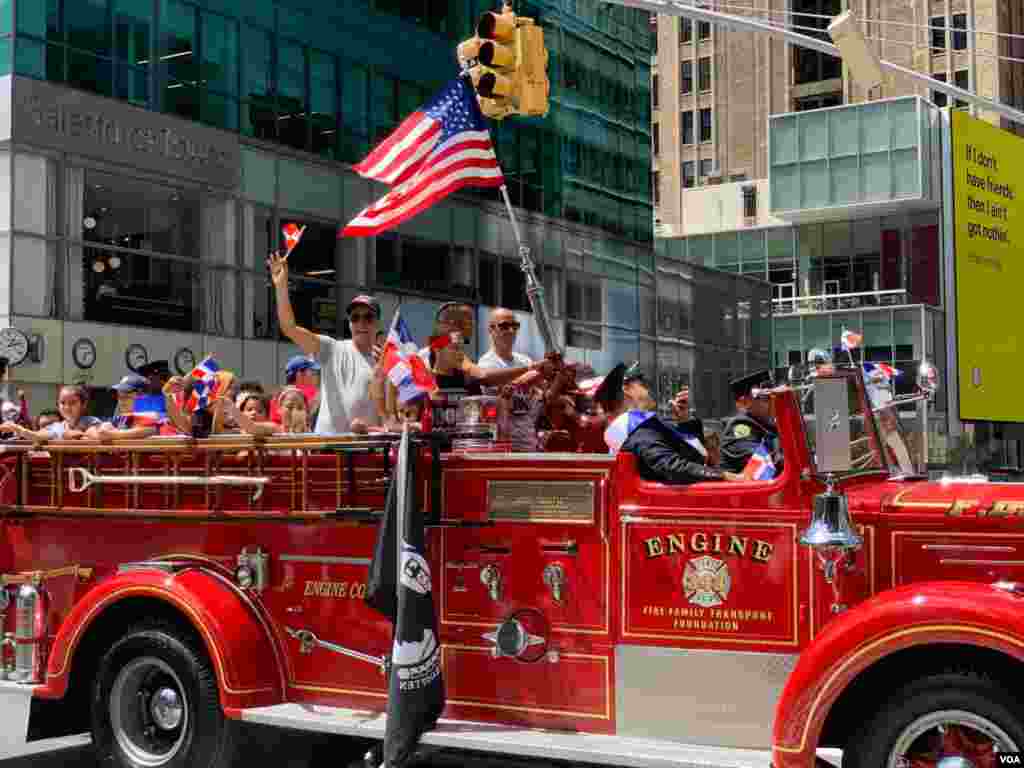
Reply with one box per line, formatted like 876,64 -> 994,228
341,77 -> 504,238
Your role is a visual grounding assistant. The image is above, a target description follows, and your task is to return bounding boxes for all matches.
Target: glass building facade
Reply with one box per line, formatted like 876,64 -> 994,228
0,0 -> 771,420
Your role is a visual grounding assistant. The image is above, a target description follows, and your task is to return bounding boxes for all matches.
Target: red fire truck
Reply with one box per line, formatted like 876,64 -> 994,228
0,364 -> 1021,768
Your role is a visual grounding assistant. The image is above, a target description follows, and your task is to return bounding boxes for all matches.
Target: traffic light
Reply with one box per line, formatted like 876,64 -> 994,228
457,3 -> 550,120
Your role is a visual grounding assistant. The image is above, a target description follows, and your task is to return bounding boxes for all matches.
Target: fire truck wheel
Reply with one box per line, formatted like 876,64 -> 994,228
90,621 -> 239,768
844,672 -> 1024,768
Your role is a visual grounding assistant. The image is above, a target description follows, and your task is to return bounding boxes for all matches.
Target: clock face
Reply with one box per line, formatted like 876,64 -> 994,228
0,328 -> 29,367
125,343 -> 149,372
72,338 -> 97,369
174,347 -> 196,376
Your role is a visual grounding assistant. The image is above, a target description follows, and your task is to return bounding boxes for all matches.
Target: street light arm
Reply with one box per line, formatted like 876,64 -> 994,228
609,0 -> 1024,128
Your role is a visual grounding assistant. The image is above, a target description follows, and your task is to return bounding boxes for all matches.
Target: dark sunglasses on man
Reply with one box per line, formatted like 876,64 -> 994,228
491,321 -> 520,332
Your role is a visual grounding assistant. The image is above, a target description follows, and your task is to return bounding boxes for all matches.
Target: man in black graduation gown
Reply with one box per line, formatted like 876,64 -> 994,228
720,370 -> 783,474
598,364 -> 741,485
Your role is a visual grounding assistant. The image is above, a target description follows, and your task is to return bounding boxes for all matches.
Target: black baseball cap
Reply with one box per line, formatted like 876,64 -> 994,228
730,369 -> 771,400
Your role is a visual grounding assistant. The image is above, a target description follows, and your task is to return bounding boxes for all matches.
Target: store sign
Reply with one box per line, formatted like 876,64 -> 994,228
951,110 -> 1023,421
8,76 -> 240,188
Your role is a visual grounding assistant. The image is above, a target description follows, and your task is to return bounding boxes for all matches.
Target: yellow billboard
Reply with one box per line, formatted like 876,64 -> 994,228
952,110 -> 1024,422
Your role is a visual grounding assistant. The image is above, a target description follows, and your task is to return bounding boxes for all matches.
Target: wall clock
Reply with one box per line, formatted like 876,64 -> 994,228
125,343 -> 149,372
0,328 -> 30,367
72,338 -> 97,369
174,347 -> 196,376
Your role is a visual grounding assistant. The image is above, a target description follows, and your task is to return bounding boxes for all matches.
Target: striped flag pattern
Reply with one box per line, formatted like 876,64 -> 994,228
382,309 -> 438,405
341,77 -> 504,238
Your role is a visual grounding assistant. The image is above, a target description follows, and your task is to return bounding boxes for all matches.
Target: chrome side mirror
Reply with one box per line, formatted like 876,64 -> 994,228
917,360 -> 939,399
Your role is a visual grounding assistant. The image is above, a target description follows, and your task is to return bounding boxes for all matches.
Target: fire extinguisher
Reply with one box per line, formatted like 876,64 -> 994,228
14,576 -> 49,684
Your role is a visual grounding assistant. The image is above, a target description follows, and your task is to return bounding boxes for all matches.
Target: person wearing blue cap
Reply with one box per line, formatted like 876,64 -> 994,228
268,248 -> 382,434
284,354 -> 321,417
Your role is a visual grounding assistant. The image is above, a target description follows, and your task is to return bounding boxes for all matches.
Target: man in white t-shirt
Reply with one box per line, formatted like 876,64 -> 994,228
478,307 -> 533,370
269,251 -> 382,435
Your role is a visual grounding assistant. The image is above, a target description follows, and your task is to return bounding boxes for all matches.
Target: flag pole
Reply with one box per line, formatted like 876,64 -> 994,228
498,184 -> 561,356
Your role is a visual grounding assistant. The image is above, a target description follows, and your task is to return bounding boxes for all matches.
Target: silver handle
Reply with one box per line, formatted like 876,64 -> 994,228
543,563 -> 566,604
480,564 -> 502,602
285,627 -> 387,673
67,467 -> 270,501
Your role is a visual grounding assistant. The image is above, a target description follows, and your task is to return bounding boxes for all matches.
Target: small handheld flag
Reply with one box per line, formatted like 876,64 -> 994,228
186,355 -> 223,412
841,328 -> 863,352
281,223 -> 306,256
382,310 -> 438,405
129,394 -> 167,427
604,410 -> 656,454
742,442 -> 777,481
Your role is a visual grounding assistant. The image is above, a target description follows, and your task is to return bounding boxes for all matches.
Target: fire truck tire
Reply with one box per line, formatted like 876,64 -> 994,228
843,672 -> 1024,768
90,621 -> 240,768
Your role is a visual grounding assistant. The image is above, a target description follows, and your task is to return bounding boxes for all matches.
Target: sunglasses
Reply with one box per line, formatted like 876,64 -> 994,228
349,312 -> 376,323
491,321 -> 521,332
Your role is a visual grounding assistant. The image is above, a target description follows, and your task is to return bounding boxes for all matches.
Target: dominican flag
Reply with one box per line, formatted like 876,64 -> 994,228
863,362 -> 901,382
383,310 -> 438,405
366,427 -> 445,767
841,328 -> 863,352
742,442 -> 777,481
604,410 -> 657,454
187,355 -> 223,412
281,222 -> 306,255
130,394 -> 167,427
341,76 -> 504,237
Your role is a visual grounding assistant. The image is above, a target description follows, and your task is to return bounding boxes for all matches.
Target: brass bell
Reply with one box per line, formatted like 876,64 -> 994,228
800,478 -> 863,551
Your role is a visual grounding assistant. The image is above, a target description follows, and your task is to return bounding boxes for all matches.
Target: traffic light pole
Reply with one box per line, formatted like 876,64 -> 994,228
498,184 -> 561,355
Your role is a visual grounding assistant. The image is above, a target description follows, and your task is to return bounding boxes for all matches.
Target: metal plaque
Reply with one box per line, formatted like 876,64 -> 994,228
487,480 -> 594,523
9,76 -> 240,188
814,378 -> 852,473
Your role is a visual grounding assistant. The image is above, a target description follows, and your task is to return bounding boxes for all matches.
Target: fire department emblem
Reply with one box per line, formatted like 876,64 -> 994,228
683,555 -> 731,608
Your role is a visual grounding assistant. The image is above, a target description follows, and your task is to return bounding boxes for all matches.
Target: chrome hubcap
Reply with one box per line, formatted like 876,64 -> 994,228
888,710 -> 1019,768
149,687 -> 183,731
109,657 -> 189,767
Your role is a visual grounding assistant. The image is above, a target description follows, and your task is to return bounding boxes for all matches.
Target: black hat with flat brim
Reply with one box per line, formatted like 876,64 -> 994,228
623,360 -> 646,384
593,363 -> 626,406
730,369 -> 771,401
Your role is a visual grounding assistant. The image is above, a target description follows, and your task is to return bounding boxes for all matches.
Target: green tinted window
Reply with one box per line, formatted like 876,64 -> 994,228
310,49 -> 338,158
67,0 -> 110,55
340,62 -> 369,163
201,11 -> 237,96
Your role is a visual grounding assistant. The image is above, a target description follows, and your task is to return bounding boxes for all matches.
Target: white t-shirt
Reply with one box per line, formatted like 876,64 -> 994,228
314,336 -> 381,435
478,349 -> 533,369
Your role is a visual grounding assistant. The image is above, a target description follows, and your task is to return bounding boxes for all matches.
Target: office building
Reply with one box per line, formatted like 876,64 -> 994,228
650,1 -> 1024,468
0,0 -> 769,418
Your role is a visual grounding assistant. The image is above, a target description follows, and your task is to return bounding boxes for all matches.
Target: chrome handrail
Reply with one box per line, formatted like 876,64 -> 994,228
67,467 -> 270,501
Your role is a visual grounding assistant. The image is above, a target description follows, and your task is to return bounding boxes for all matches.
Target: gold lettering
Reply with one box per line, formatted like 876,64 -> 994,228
947,499 -> 974,517
645,537 -> 665,558
304,581 -> 315,596
691,532 -> 709,552
728,536 -> 748,556
712,533 -> 723,553
753,540 -> 774,562
667,533 -> 686,555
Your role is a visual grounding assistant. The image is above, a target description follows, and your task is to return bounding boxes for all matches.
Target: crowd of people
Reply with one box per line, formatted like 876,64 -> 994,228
0,251 -> 785,486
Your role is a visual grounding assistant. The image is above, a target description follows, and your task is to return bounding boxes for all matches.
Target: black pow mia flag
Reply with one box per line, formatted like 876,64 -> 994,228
365,428 -> 445,767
